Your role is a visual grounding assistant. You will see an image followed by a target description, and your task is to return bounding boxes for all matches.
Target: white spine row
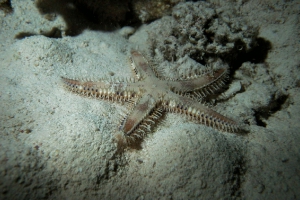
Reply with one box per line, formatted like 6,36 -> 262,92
63,79 -> 137,102
162,100 -> 239,133
126,107 -> 164,143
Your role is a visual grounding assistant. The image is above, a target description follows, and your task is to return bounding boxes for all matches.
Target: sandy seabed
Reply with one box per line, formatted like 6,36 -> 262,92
0,0 -> 299,199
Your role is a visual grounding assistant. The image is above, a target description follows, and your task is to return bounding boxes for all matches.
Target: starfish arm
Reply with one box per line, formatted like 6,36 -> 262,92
166,68 -> 228,93
61,77 -> 138,102
162,94 -> 240,132
130,50 -> 157,79
120,94 -> 159,136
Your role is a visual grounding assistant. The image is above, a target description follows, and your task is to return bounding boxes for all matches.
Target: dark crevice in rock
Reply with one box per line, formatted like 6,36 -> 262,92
15,0 -> 140,38
254,94 -> 289,127
15,27 -> 63,39
0,0 -> 12,14
189,51 -> 207,66
223,37 -> 272,71
202,17 -> 215,44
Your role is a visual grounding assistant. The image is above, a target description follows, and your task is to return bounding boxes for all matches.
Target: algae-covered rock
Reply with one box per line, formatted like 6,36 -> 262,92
148,1 -> 259,71
133,0 -> 183,23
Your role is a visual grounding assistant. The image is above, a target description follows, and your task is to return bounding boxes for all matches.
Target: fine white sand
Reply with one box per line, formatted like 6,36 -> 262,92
0,0 -> 299,199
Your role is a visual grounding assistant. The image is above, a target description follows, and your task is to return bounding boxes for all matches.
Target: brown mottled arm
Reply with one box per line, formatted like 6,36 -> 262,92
165,68 -> 228,93
130,50 -> 157,79
120,94 -> 157,135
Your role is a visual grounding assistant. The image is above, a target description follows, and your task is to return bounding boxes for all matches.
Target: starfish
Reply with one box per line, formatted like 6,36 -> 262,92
62,50 -> 240,148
